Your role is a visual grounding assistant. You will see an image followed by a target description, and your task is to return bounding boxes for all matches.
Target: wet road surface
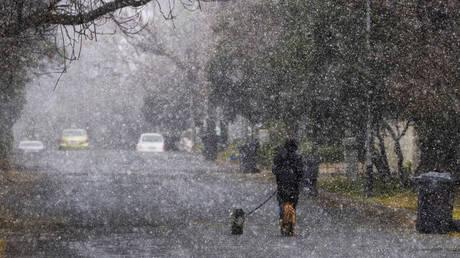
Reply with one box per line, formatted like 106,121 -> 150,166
2,150 -> 460,257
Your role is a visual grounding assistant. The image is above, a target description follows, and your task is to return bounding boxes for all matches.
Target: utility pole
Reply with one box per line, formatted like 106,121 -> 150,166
364,0 -> 374,198
189,87 -> 196,148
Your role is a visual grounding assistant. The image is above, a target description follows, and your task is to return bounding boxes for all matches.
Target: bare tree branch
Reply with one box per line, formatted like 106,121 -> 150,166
1,0 -> 231,38
1,0 -> 153,37
383,119 -> 412,142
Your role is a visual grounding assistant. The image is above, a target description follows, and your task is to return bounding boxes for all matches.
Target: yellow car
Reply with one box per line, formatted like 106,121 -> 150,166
59,129 -> 89,150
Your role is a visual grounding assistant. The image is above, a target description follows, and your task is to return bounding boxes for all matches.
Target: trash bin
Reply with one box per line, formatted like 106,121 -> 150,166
201,130 -> 217,161
238,140 -> 260,173
415,172 -> 455,234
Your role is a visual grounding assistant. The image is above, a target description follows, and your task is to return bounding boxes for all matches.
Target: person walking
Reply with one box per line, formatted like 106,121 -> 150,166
272,138 -> 304,236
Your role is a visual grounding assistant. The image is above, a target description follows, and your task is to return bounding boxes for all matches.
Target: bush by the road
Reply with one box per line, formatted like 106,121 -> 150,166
217,138 -> 344,170
217,139 -> 243,164
257,141 -> 280,169
257,140 -> 344,169
299,142 -> 344,163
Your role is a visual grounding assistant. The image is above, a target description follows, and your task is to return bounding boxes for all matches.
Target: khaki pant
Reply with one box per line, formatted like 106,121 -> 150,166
280,202 -> 296,236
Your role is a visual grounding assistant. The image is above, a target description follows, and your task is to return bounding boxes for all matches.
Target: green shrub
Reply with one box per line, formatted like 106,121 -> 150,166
218,143 -> 237,161
318,178 -> 365,197
403,161 -> 413,175
299,140 -> 343,163
256,139 -> 344,169
257,142 -> 277,168
193,143 -> 203,154
217,139 -> 246,161
299,140 -> 313,156
319,145 -> 344,163
319,177 -> 410,198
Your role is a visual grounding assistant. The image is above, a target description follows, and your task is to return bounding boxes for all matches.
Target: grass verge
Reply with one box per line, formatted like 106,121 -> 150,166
0,238 -> 5,257
0,167 -> 68,253
319,177 -> 460,219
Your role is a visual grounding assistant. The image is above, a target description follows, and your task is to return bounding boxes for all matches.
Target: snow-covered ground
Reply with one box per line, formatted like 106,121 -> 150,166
3,150 -> 460,257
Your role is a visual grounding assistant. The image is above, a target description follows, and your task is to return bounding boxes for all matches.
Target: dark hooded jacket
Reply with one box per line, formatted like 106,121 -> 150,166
272,139 -> 304,203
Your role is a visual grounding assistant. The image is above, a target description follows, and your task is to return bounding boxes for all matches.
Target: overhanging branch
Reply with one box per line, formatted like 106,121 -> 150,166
46,0 -> 153,26
1,0 -> 153,37
1,0 -> 232,38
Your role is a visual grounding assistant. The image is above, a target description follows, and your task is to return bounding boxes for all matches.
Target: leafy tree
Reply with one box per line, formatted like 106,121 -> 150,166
359,0 -> 459,181
208,0 -> 457,189
142,81 -> 191,145
0,1 -> 54,165
0,0 -> 223,164
385,0 -> 459,177
129,5 -> 215,147
0,0 -> 155,166
208,1 -> 366,145
207,2 -> 285,128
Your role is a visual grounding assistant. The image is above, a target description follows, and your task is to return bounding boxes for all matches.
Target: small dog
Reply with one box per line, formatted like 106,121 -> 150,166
231,208 -> 245,235
280,202 -> 296,236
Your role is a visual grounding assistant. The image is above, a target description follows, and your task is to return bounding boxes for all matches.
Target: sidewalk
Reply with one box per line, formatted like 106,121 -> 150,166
259,166 -> 460,237
244,168 -> 417,233
316,190 -> 417,230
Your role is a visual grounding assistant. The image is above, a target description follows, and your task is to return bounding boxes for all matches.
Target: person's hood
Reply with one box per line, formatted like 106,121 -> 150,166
284,139 -> 298,152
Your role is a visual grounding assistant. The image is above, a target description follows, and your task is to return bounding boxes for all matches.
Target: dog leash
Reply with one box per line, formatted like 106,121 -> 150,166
246,190 -> 277,216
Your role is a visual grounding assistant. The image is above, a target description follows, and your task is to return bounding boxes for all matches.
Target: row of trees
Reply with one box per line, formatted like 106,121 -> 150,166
207,0 -> 459,189
0,0 -> 54,167
1,0 -> 148,165
1,0 -> 457,183
0,0 -> 222,166
132,4 -> 216,148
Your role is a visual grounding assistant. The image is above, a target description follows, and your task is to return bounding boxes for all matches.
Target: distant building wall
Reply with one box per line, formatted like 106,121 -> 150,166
228,116 -> 250,141
382,121 -> 420,173
227,116 -> 270,144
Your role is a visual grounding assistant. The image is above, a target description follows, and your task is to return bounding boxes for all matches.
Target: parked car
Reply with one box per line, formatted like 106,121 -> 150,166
137,133 -> 164,152
18,140 -> 45,153
59,129 -> 89,150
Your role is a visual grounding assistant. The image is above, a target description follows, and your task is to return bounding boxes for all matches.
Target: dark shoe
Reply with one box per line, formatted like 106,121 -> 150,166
310,187 -> 318,197
303,187 -> 318,197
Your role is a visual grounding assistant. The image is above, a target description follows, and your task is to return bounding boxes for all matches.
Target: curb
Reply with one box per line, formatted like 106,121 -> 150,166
312,190 -> 418,230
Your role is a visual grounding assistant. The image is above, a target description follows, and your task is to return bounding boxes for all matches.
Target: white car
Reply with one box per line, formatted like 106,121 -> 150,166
137,133 -> 164,152
18,140 -> 45,152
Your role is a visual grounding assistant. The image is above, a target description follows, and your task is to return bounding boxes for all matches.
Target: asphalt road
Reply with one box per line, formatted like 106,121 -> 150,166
2,150 -> 460,257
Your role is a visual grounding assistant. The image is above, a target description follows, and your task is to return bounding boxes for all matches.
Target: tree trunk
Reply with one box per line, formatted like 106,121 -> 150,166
393,139 -> 408,187
0,124 -> 13,171
374,129 -> 391,182
191,119 -> 196,148
364,111 -> 374,198
285,118 -> 299,140
305,124 -> 320,196
202,119 -> 217,161
364,0 -> 374,198
220,120 -> 228,147
383,120 -> 411,187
